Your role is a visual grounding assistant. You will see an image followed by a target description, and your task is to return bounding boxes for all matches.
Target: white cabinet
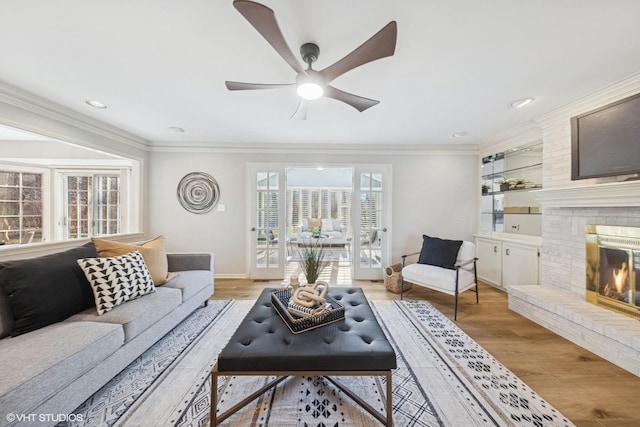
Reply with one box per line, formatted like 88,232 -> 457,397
502,241 -> 539,287
475,235 -> 540,290
476,237 -> 502,287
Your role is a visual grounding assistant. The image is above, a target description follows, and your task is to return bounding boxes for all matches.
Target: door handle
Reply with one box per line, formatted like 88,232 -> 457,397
382,227 -> 387,232
493,246 -> 498,253
251,227 -> 256,231
506,248 -> 510,256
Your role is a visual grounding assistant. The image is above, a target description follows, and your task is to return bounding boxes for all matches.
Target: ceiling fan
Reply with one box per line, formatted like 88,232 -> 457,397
225,0 -> 397,119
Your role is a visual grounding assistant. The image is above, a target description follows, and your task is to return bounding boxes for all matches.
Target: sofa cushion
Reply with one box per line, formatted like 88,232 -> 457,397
0,288 -> 13,339
418,235 -> 463,270
306,217 -> 321,230
77,251 -> 156,315
163,270 -> 212,302
403,263 -> 476,295
0,242 -> 97,336
66,287 -> 182,342
92,235 -> 171,285
0,320 -> 123,417
321,219 -> 334,232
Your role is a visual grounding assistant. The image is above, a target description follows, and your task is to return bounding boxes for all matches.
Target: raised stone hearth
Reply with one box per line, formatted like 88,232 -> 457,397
507,182 -> 640,376
509,285 -> 640,376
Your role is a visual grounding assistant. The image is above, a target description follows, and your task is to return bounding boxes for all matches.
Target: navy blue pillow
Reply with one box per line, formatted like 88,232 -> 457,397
418,235 -> 463,270
0,242 -> 97,336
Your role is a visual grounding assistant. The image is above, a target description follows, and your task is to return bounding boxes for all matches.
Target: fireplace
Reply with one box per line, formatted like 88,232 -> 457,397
586,225 -> 640,320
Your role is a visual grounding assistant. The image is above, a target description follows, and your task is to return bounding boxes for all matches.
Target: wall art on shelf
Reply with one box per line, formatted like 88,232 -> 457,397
176,172 -> 220,214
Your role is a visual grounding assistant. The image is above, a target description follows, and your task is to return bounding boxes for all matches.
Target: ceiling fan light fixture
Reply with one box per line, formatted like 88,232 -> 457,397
297,82 -> 323,100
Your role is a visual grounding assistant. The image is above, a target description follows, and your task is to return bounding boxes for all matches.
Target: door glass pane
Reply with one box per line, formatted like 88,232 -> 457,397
255,172 -> 280,269
359,172 -> 382,269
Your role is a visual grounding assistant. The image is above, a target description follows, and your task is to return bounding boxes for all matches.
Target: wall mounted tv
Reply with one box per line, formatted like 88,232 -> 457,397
571,92 -> 640,180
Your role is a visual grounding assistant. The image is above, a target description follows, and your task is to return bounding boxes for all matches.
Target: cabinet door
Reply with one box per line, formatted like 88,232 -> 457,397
502,243 -> 539,287
476,238 -> 502,287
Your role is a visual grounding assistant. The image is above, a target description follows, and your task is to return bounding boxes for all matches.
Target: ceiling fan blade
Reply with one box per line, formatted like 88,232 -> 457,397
323,85 -> 379,112
290,99 -> 309,120
225,81 -> 294,90
319,21 -> 397,83
233,1 -> 305,75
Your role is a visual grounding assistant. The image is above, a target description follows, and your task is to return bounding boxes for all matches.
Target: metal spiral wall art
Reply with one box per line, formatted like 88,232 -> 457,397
176,172 -> 220,214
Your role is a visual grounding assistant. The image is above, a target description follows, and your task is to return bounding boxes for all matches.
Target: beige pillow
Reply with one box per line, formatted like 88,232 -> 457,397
92,235 -> 171,285
307,218 -> 322,230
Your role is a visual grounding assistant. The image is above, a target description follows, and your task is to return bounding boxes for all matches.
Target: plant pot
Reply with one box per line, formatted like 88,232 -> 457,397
500,183 -> 510,191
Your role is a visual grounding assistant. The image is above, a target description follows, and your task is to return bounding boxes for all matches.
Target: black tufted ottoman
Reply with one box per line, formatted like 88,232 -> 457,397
211,287 -> 396,426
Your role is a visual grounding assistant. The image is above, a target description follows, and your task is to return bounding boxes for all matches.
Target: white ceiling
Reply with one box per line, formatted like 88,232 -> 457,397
1,0 -> 640,147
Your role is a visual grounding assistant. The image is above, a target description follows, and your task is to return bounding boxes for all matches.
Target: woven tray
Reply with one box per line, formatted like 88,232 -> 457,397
271,288 -> 345,334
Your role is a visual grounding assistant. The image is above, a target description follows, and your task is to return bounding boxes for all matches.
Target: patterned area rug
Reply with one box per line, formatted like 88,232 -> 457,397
64,299 -> 574,427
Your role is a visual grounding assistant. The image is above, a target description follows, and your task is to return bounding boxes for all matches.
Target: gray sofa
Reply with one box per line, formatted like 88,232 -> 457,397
0,245 -> 214,427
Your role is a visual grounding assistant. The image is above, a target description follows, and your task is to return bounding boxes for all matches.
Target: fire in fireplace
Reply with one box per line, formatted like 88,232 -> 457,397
586,225 -> 640,320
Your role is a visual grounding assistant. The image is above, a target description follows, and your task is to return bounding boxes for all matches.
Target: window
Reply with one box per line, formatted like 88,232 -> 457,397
0,170 -> 43,245
64,173 -> 122,239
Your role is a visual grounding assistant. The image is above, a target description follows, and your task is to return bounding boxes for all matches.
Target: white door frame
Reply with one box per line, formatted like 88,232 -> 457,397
352,164 -> 392,280
246,163 -> 286,280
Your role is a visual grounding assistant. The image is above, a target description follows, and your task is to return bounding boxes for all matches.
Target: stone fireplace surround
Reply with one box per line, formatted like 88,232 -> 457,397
507,178 -> 640,377
502,75 -> 640,377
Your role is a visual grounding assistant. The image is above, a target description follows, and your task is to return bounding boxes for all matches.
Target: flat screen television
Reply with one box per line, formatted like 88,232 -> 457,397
571,92 -> 640,180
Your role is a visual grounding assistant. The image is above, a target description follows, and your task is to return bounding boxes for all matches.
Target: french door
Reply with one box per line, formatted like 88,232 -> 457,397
247,163 -> 391,281
247,164 -> 285,280
352,165 -> 391,280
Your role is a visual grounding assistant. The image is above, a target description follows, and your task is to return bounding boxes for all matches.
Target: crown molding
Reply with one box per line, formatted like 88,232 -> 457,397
147,141 -> 480,156
534,72 -> 640,129
478,121 -> 542,156
0,81 -> 150,151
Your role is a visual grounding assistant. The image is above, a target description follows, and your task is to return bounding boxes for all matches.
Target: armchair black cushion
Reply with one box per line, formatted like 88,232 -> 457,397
418,235 -> 463,270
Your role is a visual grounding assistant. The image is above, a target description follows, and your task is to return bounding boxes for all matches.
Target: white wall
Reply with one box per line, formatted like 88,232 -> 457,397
147,149 -> 478,276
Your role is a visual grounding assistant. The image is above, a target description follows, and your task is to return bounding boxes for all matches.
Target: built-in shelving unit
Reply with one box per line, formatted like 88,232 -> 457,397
480,141 -> 542,235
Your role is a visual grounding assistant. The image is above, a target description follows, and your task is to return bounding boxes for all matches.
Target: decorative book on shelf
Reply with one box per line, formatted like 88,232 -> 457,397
271,288 -> 345,334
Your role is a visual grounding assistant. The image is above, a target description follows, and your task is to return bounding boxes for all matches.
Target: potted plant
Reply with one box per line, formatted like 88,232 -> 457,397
298,238 -> 328,284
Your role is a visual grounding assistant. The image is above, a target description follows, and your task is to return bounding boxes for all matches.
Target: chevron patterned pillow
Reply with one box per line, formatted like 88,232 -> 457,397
77,250 -> 156,315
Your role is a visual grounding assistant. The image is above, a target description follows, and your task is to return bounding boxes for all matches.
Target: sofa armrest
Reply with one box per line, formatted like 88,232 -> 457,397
167,253 -> 214,272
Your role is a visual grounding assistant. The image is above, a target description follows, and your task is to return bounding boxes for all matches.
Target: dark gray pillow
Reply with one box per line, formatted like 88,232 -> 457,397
0,242 -> 97,336
418,235 -> 463,270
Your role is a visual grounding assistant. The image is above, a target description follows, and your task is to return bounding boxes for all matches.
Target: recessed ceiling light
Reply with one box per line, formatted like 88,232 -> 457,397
85,100 -> 107,109
510,97 -> 535,109
169,126 -> 186,133
452,131 -> 468,138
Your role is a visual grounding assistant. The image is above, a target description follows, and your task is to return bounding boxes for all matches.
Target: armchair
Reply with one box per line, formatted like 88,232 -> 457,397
401,237 -> 478,320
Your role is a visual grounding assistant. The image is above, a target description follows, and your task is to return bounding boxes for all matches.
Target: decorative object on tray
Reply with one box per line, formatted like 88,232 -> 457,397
298,238 -> 329,284
288,275 -> 299,292
176,172 -> 220,214
271,288 -> 344,334
288,281 -> 330,317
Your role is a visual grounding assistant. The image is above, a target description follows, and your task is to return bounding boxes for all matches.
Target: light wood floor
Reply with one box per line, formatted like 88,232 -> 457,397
212,263 -> 640,427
